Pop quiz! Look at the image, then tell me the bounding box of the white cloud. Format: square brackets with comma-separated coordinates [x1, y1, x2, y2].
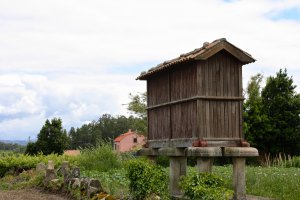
[0, 0, 299, 139]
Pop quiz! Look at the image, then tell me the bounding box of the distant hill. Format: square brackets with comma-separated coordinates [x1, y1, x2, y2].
[0, 140, 28, 146]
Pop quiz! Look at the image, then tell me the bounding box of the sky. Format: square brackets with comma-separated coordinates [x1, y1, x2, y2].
[0, 0, 300, 140]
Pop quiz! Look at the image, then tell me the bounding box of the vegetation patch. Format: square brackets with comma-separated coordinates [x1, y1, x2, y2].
[180, 171, 233, 200]
[126, 158, 168, 200]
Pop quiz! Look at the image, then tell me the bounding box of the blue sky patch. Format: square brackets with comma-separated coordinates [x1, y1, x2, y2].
[269, 7, 300, 21]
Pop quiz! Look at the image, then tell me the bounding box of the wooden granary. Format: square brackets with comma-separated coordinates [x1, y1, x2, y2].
[137, 38, 255, 148]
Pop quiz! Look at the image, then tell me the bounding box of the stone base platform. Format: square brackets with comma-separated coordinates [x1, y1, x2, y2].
[138, 147, 259, 200]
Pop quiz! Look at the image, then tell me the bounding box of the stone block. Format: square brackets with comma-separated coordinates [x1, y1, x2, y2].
[36, 162, 46, 172]
[186, 147, 222, 157]
[44, 168, 56, 186]
[137, 148, 158, 156]
[158, 147, 185, 156]
[223, 147, 259, 157]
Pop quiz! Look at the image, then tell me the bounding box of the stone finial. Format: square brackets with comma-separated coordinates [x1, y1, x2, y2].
[61, 161, 69, 169]
[203, 42, 210, 47]
[47, 160, 54, 170]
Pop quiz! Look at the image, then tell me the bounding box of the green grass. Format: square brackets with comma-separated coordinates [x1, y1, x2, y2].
[82, 169, 130, 198]
[1, 144, 300, 200]
[213, 165, 300, 200]
[81, 165, 300, 200]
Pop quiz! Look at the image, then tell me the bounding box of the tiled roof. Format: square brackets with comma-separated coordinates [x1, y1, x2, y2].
[114, 130, 135, 142]
[137, 38, 255, 80]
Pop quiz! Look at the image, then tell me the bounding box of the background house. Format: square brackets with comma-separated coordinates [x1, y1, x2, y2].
[114, 129, 145, 152]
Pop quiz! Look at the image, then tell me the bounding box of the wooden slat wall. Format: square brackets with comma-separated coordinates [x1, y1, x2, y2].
[197, 50, 243, 139]
[171, 102, 197, 139]
[147, 72, 170, 140]
[148, 107, 170, 140]
[147, 50, 244, 143]
[170, 62, 197, 101]
[147, 72, 170, 106]
[170, 63, 197, 139]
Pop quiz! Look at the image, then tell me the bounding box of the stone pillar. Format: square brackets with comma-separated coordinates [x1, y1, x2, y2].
[44, 160, 56, 186]
[233, 157, 246, 200]
[197, 157, 213, 173]
[223, 147, 259, 200]
[169, 156, 187, 197]
[186, 147, 222, 173]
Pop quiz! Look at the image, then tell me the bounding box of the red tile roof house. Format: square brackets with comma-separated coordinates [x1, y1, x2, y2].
[114, 129, 146, 152]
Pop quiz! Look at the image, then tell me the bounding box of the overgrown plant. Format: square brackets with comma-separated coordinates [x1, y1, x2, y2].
[180, 171, 233, 200]
[0, 153, 76, 177]
[77, 141, 122, 172]
[126, 158, 168, 200]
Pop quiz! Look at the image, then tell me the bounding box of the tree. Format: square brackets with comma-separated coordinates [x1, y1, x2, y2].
[127, 92, 147, 134]
[26, 118, 69, 155]
[261, 69, 300, 155]
[25, 142, 38, 155]
[127, 92, 147, 119]
[243, 74, 271, 149]
[68, 114, 146, 149]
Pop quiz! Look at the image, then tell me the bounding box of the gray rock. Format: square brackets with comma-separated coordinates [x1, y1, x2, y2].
[87, 186, 99, 198]
[89, 179, 103, 192]
[36, 162, 46, 172]
[71, 167, 80, 178]
[79, 178, 104, 198]
[71, 178, 81, 189]
[48, 178, 63, 190]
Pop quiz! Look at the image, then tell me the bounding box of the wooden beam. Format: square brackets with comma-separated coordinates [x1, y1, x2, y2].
[147, 96, 244, 110]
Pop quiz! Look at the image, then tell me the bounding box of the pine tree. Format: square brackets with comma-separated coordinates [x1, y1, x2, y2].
[261, 69, 300, 155]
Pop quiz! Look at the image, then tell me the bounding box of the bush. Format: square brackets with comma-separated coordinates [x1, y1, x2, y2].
[126, 158, 168, 200]
[0, 153, 76, 177]
[156, 156, 169, 167]
[77, 141, 122, 172]
[180, 171, 233, 200]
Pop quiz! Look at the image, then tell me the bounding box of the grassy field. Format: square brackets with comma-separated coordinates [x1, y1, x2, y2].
[214, 166, 300, 200]
[1, 144, 300, 200]
[80, 165, 300, 200]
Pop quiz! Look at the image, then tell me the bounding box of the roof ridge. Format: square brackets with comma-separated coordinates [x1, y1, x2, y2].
[137, 38, 254, 80]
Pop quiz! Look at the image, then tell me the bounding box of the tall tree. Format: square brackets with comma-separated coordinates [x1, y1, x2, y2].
[127, 92, 147, 134]
[127, 92, 147, 119]
[261, 69, 300, 155]
[243, 74, 270, 149]
[26, 118, 69, 155]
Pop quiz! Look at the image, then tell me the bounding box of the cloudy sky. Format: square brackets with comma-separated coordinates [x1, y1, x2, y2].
[0, 0, 300, 140]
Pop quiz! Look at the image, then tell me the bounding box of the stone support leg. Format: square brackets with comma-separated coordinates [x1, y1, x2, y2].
[147, 155, 157, 163]
[169, 156, 187, 197]
[197, 157, 213, 173]
[233, 157, 246, 200]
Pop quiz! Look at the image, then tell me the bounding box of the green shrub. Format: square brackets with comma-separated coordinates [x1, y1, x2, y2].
[126, 158, 168, 200]
[77, 141, 122, 172]
[0, 153, 76, 177]
[156, 155, 169, 167]
[180, 171, 233, 200]
[82, 169, 129, 197]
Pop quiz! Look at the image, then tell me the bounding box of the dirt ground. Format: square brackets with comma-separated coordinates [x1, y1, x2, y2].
[0, 189, 72, 200]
